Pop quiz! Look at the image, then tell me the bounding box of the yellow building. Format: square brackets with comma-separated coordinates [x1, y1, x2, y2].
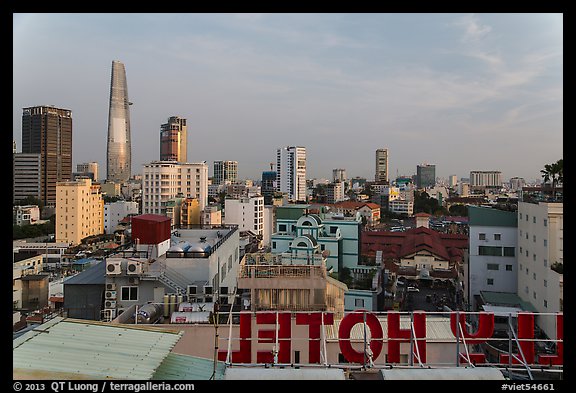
[56, 178, 104, 245]
[180, 197, 200, 226]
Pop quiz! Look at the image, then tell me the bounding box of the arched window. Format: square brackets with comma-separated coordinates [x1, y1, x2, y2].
[297, 242, 308, 248]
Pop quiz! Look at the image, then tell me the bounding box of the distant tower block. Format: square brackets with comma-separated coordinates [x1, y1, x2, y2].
[106, 60, 132, 182]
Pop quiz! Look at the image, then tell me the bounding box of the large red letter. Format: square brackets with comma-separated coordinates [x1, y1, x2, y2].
[387, 311, 427, 364]
[255, 312, 292, 363]
[450, 312, 494, 364]
[538, 314, 563, 366]
[295, 312, 334, 364]
[500, 313, 535, 365]
[218, 311, 252, 363]
[338, 310, 383, 364]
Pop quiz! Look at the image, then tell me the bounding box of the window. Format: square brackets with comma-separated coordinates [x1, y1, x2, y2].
[544, 280, 547, 287]
[526, 267, 529, 275]
[525, 286, 529, 294]
[525, 250, 529, 257]
[533, 217, 536, 223]
[355, 299, 365, 307]
[533, 272, 536, 280]
[519, 230, 523, 237]
[330, 226, 337, 234]
[519, 213, 522, 219]
[320, 244, 325, 251]
[487, 278, 494, 286]
[544, 300, 548, 308]
[533, 291, 537, 299]
[544, 259, 548, 267]
[533, 254, 536, 261]
[544, 219, 548, 227]
[526, 232, 528, 239]
[494, 234, 501, 241]
[533, 235, 536, 243]
[272, 242, 276, 249]
[544, 239, 547, 247]
[503, 247, 515, 257]
[506, 265, 513, 271]
[479, 246, 502, 256]
[121, 286, 138, 301]
[479, 233, 486, 240]
[279, 224, 287, 232]
[487, 263, 499, 271]
[519, 247, 523, 254]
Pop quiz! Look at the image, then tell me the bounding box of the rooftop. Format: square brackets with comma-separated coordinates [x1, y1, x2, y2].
[13, 317, 183, 379]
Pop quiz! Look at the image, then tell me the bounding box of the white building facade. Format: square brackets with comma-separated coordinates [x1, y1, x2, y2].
[276, 146, 306, 202]
[468, 206, 518, 309]
[142, 161, 208, 215]
[517, 202, 563, 339]
[224, 195, 265, 237]
[104, 200, 139, 234]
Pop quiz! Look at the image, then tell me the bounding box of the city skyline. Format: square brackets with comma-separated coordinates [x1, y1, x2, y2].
[13, 13, 562, 182]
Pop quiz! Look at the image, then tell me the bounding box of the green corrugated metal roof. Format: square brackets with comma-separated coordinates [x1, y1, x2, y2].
[152, 353, 225, 380]
[468, 206, 517, 227]
[276, 205, 310, 220]
[480, 291, 538, 312]
[13, 317, 183, 380]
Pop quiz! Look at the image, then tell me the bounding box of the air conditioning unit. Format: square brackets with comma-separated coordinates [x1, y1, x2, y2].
[104, 308, 117, 320]
[104, 300, 117, 308]
[127, 261, 143, 275]
[105, 290, 117, 299]
[106, 260, 122, 275]
[128, 277, 139, 285]
[106, 283, 117, 291]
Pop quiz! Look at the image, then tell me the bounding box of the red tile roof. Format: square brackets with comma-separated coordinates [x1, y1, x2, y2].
[362, 227, 468, 263]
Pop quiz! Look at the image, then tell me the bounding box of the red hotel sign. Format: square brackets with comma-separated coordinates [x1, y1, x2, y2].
[217, 311, 563, 365]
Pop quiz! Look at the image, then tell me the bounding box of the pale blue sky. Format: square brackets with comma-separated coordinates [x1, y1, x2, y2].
[13, 13, 563, 182]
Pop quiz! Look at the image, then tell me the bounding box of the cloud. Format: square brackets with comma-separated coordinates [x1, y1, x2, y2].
[454, 14, 493, 43]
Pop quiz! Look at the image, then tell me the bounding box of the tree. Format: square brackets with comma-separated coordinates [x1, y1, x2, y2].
[14, 196, 44, 210]
[541, 159, 563, 199]
[338, 267, 353, 287]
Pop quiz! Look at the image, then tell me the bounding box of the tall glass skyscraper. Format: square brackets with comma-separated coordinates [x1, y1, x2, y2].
[21, 105, 72, 206]
[106, 60, 132, 182]
[160, 116, 187, 162]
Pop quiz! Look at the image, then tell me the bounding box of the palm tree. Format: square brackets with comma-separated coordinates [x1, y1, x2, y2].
[541, 159, 563, 199]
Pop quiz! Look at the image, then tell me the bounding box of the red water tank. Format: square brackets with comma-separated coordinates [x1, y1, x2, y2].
[131, 214, 171, 244]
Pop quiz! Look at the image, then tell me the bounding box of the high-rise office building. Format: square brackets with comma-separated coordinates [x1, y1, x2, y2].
[333, 168, 347, 183]
[160, 116, 187, 162]
[13, 153, 42, 203]
[106, 60, 132, 183]
[470, 171, 502, 192]
[21, 105, 73, 206]
[375, 149, 389, 184]
[261, 170, 277, 205]
[416, 164, 436, 189]
[213, 160, 238, 185]
[276, 146, 306, 202]
[76, 162, 99, 182]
